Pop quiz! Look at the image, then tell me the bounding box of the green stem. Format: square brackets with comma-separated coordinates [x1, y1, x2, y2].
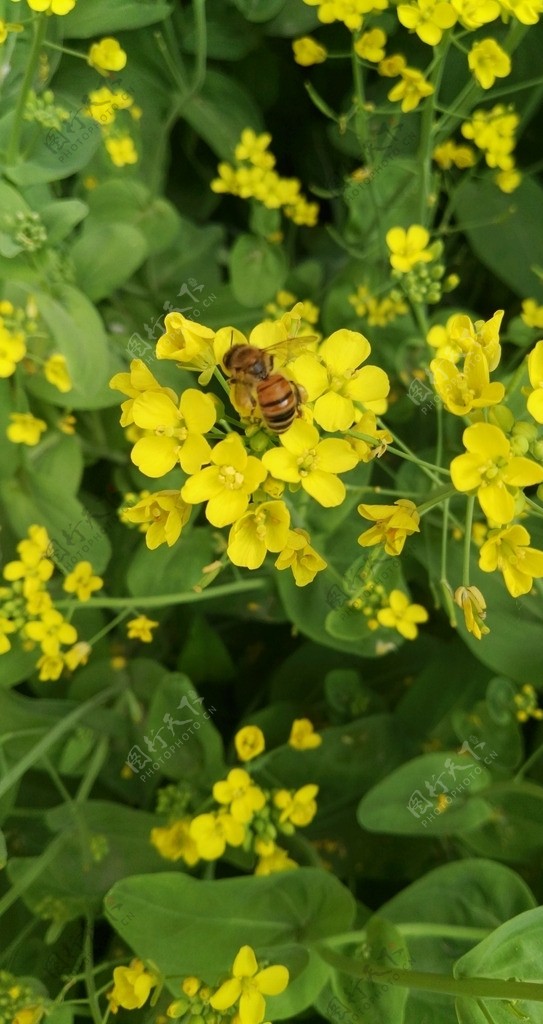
[0, 834, 67, 921]
[417, 33, 450, 224]
[84, 917, 103, 1024]
[325, 923, 491, 947]
[44, 39, 86, 60]
[440, 498, 457, 627]
[514, 742, 543, 783]
[86, 607, 132, 647]
[76, 736, 110, 803]
[6, 14, 47, 164]
[54, 578, 267, 611]
[417, 485, 457, 515]
[462, 496, 475, 587]
[190, 0, 207, 94]
[317, 946, 543, 1001]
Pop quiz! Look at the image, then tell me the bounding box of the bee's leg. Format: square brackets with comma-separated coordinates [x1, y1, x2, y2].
[232, 382, 257, 417]
[294, 382, 307, 412]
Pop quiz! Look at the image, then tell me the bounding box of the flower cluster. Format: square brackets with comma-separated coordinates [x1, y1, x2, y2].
[0, 525, 103, 680]
[85, 85, 140, 167]
[151, 725, 319, 875]
[461, 104, 521, 192]
[111, 305, 392, 588]
[302, 0, 389, 31]
[0, 298, 72, 398]
[164, 947, 289, 1024]
[211, 130, 319, 227]
[0, 971, 48, 1024]
[348, 283, 408, 326]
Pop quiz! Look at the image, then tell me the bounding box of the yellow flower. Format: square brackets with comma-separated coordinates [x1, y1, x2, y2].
[446, 310, 503, 370]
[110, 359, 175, 427]
[514, 684, 543, 723]
[348, 409, 392, 461]
[461, 105, 518, 171]
[150, 818, 200, 866]
[289, 718, 322, 750]
[376, 590, 429, 639]
[378, 53, 407, 77]
[254, 839, 298, 875]
[274, 528, 327, 586]
[7, 413, 47, 445]
[468, 39, 511, 89]
[0, 324, 26, 377]
[235, 129, 273, 165]
[357, 498, 420, 555]
[189, 811, 245, 860]
[104, 136, 138, 167]
[62, 561, 103, 601]
[292, 36, 327, 65]
[387, 68, 434, 113]
[500, 0, 543, 24]
[64, 641, 92, 671]
[479, 524, 543, 597]
[354, 28, 387, 62]
[210, 945, 289, 1024]
[274, 784, 319, 826]
[87, 37, 127, 74]
[24, 609, 77, 655]
[427, 318, 463, 363]
[0, 615, 16, 654]
[386, 224, 433, 273]
[454, 585, 489, 639]
[43, 353, 72, 392]
[235, 725, 265, 762]
[213, 768, 266, 824]
[86, 86, 133, 125]
[291, 329, 390, 430]
[450, 423, 543, 524]
[108, 959, 158, 1014]
[131, 388, 216, 479]
[58, 413, 77, 434]
[181, 433, 266, 528]
[122, 491, 191, 548]
[3, 531, 54, 596]
[433, 140, 476, 169]
[36, 652, 65, 681]
[521, 300, 543, 329]
[397, 0, 456, 45]
[227, 501, 290, 569]
[430, 346, 505, 415]
[526, 339, 543, 422]
[451, 0, 501, 27]
[262, 421, 357, 506]
[303, 0, 389, 31]
[12, 1008, 44, 1024]
[26, 0, 75, 13]
[182, 977, 201, 998]
[495, 167, 521, 192]
[126, 615, 159, 642]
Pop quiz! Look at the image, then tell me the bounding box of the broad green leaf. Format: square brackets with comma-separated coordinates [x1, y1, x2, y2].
[60, 0, 172, 36]
[70, 223, 148, 302]
[105, 869, 356, 1017]
[460, 780, 543, 863]
[454, 907, 543, 1024]
[230, 234, 287, 306]
[126, 527, 215, 598]
[358, 752, 494, 837]
[182, 69, 263, 159]
[233, 0, 287, 21]
[320, 918, 410, 1024]
[265, 0, 319, 34]
[39, 199, 89, 245]
[4, 118, 101, 187]
[177, 615, 236, 685]
[85, 181, 180, 253]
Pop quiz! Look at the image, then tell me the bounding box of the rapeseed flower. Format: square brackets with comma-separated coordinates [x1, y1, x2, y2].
[235, 725, 265, 762]
[430, 346, 505, 415]
[227, 501, 291, 569]
[376, 589, 429, 639]
[386, 225, 433, 272]
[450, 423, 543, 524]
[289, 718, 322, 749]
[43, 354, 72, 392]
[0, 325, 26, 377]
[209, 945, 289, 1024]
[131, 388, 216, 478]
[292, 36, 327, 65]
[254, 839, 298, 875]
[354, 28, 387, 61]
[87, 37, 127, 74]
[213, 769, 266, 823]
[454, 585, 489, 639]
[7, 413, 47, 446]
[107, 960, 158, 1014]
[126, 616, 159, 642]
[521, 300, 543, 329]
[479, 524, 543, 597]
[104, 136, 138, 167]
[387, 68, 434, 113]
[24, 609, 77, 654]
[182, 433, 266, 527]
[274, 528, 327, 586]
[157, 312, 217, 383]
[62, 562, 103, 601]
[26, 0, 75, 12]
[274, 784, 319, 826]
[122, 491, 191, 548]
[451, 0, 501, 27]
[150, 819, 200, 865]
[433, 140, 476, 169]
[109, 359, 177, 427]
[468, 39, 511, 89]
[526, 340, 543, 422]
[397, 0, 456, 45]
[262, 420, 358, 506]
[357, 499, 421, 555]
[189, 811, 245, 860]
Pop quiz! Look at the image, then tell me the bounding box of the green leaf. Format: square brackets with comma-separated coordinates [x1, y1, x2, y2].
[460, 780, 543, 864]
[105, 869, 356, 1016]
[358, 752, 494, 837]
[60, 0, 172, 36]
[138, 673, 224, 785]
[233, 0, 287, 22]
[85, 181, 180, 254]
[323, 918, 410, 1024]
[454, 177, 543, 301]
[454, 907, 543, 1024]
[4, 118, 102, 187]
[177, 615, 236, 685]
[39, 199, 88, 245]
[230, 233, 287, 306]
[70, 223, 148, 302]
[182, 69, 263, 159]
[126, 528, 216, 598]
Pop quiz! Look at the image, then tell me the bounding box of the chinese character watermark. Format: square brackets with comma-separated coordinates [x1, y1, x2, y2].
[407, 737, 498, 828]
[125, 692, 217, 782]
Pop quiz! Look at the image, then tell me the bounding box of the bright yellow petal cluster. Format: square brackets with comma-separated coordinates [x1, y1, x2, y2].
[292, 36, 328, 65]
[213, 768, 266, 823]
[43, 353, 72, 393]
[387, 68, 434, 113]
[450, 423, 543, 523]
[85, 87, 134, 125]
[210, 946, 289, 1024]
[289, 718, 322, 749]
[500, 0, 543, 24]
[150, 818, 200, 866]
[521, 300, 543, 329]
[126, 615, 159, 642]
[302, 0, 389, 30]
[62, 561, 103, 601]
[397, 0, 456, 45]
[235, 725, 266, 762]
[7, 413, 47, 446]
[461, 104, 519, 171]
[262, 420, 358, 506]
[479, 524, 543, 596]
[433, 139, 476, 169]
[254, 839, 298, 875]
[105, 136, 138, 167]
[526, 340, 543, 423]
[468, 39, 511, 89]
[26, 0, 75, 13]
[107, 960, 158, 1014]
[450, 0, 500, 27]
[274, 528, 327, 586]
[0, 323, 26, 377]
[514, 684, 543, 722]
[182, 433, 266, 527]
[87, 37, 127, 74]
[131, 388, 216, 479]
[386, 225, 433, 273]
[454, 585, 489, 639]
[227, 501, 291, 569]
[377, 589, 428, 639]
[354, 28, 387, 61]
[274, 785, 319, 826]
[430, 346, 505, 415]
[358, 499, 421, 555]
[122, 491, 191, 549]
[110, 358, 177, 427]
[189, 811, 246, 860]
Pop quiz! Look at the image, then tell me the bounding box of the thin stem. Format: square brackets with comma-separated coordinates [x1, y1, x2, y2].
[462, 496, 475, 587]
[84, 917, 103, 1024]
[325, 923, 491, 947]
[54, 578, 267, 611]
[417, 33, 450, 224]
[417, 485, 457, 515]
[86, 607, 132, 647]
[514, 743, 543, 783]
[0, 835, 66, 921]
[440, 499, 457, 627]
[6, 14, 47, 164]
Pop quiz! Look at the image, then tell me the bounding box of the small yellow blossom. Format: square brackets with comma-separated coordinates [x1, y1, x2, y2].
[254, 839, 298, 875]
[495, 168, 522, 192]
[0, 324, 26, 377]
[386, 225, 433, 273]
[87, 37, 127, 74]
[182, 433, 266, 528]
[387, 68, 434, 113]
[376, 590, 429, 639]
[189, 811, 245, 860]
[397, 0, 456, 45]
[86, 87, 133, 125]
[433, 140, 476, 169]
[468, 39, 511, 90]
[454, 585, 489, 639]
[26, 0, 75, 13]
[378, 53, 407, 77]
[7, 413, 47, 446]
[500, 0, 543, 24]
[104, 136, 138, 167]
[213, 768, 266, 824]
[126, 615, 159, 642]
[131, 388, 216, 479]
[450, 423, 543, 524]
[64, 641, 92, 671]
[430, 346, 505, 415]
[289, 718, 322, 750]
[107, 959, 158, 1014]
[274, 784, 319, 826]
[122, 491, 191, 549]
[235, 725, 265, 762]
[150, 819, 200, 866]
[274, 528, 327, 586]
[451, 0, 501, 28]
[63, 561, 103, 601]
[24, 609, 77, 654]
[479, 524, 543, 597]
[36, 652, 65, 681]
[209, 945, 289, 1024]
[227, 501, 290, 569]
[354, 28, 387, 62]
[262, 420, 358, 505]
[110, 358, 176, 428]
[292, 36, 327, 66]
[514, 684, 543, 723]
[58, 413, 77, 434]
[521, 300, 543, 329]
[358, 499, 420, 555]
[43, 353, 73, 393]
[526, 340, 543, 422]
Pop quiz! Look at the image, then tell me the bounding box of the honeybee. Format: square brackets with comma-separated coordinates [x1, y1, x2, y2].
[223, 341, 310, 433]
